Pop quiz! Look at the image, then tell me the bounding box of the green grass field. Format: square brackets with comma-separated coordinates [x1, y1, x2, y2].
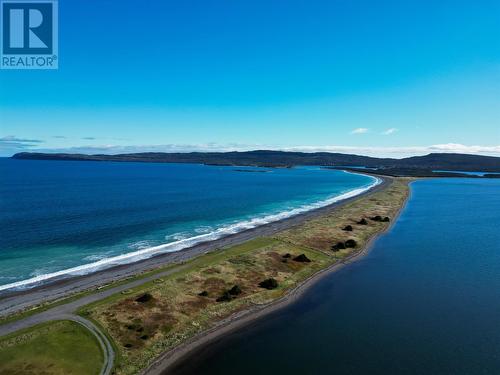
[0, 320, 103, 375]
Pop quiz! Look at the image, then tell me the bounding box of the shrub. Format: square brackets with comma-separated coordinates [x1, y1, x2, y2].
[216, 291, 233, 302]
[198, 291, 209, 297]
[135, 293, 153, 303]
[370, 215, 383, 222]
[229, 285, 242, 296]
[259, 278, 279, 290]
[357, 218, 368, 225]
[382, 216, 390, 222]
[343, 225, 353, 231]
[345, 239, 357, 248]
[293, 254, 311, 263]
[282, 253, 292, 258]
[331, 242, 346, 251]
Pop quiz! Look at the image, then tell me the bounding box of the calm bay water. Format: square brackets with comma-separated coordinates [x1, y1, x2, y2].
[0, 159, 375, 290]
[172, 178, 500, 375]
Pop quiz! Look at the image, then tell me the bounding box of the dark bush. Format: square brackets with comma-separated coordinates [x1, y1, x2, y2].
[216, 291, 233, 302]
[331, 242, 346, 251]
[293, 254, 311, 263]
[124, 343, 133, 348]
[345, 239, 357, 248]
[229, 285, 242, 296]
[135, 293, 153, 303]
[282, 253, 292, 258]
[140, 335, 149, 340]
[198, 290, 209, 297]
[357, 218, 368, 225]
[343, 225, 353, 231]
[382, 216, 390, 222]
[370, 215, 383, 222]
[259, 278, 279, 290]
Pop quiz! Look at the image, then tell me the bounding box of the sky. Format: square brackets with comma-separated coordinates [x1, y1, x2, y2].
[0, 0, 499, 157]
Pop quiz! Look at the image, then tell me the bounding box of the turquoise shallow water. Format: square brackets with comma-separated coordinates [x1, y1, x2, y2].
[172, 178, 500, 375]
[0, 159, 375, 290]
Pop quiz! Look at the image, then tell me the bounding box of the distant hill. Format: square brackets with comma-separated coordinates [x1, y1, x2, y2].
[11, 151, 500, 172]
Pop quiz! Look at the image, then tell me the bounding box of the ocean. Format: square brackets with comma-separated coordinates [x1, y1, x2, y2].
[171, 178, 500, 375]
[0, 158, 377, 291]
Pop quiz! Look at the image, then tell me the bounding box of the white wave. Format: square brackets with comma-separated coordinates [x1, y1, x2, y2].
[0, 174, 381, 292]
[164, 232, 191, 241]
[127, 240, 154, 250]
[83, 254, 110, 262]
[194, 226, 213, 234]
[29, 268, 52, 278]
[0, 276, 22, 281]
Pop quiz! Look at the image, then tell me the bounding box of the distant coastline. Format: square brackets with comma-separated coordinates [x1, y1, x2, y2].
[12, 150, 500, 173]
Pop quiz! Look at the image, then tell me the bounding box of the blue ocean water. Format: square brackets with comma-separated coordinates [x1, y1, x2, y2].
[172, 178, 500, 375]
[0, 159, 376, 290]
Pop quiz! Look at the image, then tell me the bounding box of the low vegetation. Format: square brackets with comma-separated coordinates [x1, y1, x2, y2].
[81, 238, 330, 374]
[76, 177, 410, 375]
[0, 320, 103, 375]
[259, 278, 279, 290]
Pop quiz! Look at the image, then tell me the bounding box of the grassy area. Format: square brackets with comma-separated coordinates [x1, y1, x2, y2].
[0, 263, 183, 327]
[80, 177, 411, 375]
[276, 178, 411, 253]
[0, 320, 103, 375]
[82, 238, 333, 374]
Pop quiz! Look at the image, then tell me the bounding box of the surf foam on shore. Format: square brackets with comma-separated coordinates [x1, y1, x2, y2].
[0, 173, 381, 292]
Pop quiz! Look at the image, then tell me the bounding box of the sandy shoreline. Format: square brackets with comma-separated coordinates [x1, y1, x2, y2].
[0, 174, 389, 317]
[143, 177, 410, 375]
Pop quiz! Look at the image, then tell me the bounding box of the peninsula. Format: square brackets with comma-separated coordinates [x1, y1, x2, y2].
[0, 174, 410, 375]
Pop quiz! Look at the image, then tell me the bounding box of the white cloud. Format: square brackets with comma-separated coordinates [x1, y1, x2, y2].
[427, 143, 500, 154]
[0, 136, 44, 156]
[0, 136, 42, 143]
[350, 127, 369, 134]
[282, 143, 500, 158]
[382, 128, 398, 135]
